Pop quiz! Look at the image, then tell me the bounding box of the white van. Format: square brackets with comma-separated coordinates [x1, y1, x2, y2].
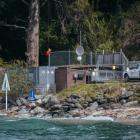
[123, 63, 140, 82]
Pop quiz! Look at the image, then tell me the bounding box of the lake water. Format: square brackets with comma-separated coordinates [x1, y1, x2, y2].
[0, 117, 140, 140]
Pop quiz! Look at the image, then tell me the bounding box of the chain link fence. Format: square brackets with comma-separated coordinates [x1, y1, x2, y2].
[50, 50, 128, 67]
[90, 70, 123, 82]
[0, 67, 56, 96]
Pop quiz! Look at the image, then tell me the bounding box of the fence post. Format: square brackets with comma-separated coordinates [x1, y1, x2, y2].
[48, 54, 50, 67]
[102, 50, 104, 65]
[95, 52, 97, 65]
[68, 49, 71, 65]
[90, 51, 93, 66]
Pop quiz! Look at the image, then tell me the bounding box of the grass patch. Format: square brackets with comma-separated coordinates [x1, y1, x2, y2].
[56, 82, 128, 100]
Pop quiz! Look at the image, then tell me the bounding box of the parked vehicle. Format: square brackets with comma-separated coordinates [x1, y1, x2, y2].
[123, 63, 140, 82]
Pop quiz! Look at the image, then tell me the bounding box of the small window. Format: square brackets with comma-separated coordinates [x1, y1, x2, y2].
[73, 72, 84, 80]
[129, 64, 139, 70]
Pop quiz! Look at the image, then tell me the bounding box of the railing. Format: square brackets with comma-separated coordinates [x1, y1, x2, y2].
[50, 50, 128, 67]
[91, 70, 123, 82]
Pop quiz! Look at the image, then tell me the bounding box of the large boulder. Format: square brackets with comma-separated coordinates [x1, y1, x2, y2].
[124, 101, 138, 107]
[19, 98, 28, 105]
[31, 106, 45, 114]
[16, 99, 22, 106]
[36, 99, 42, 106]
[69, 109, 84, 117]
[26, 102, 36, 109]
[43, 95, 60, 108]
[65, 97, 78, 104]
[75, 103, 83, 109]
[120, 91, 134, 100]
[8, 98, 17, 106]
[66, 98, 73, 103]
[99, 103, 110, 110]
[10, 106, 19, 112]
[85, 96, 93, 103]
[62, 105, 70, 112]
[50, 104, 62, 111]
[120, 99, 126, 105]
[110, 103, 122, 109]
[50, 110, 64, 118]
[86, 102, 98, 111]
[97, 98, 107, 105]
[69, 95, 80, 99]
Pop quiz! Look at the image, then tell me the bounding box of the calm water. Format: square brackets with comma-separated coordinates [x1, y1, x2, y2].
[0, 117, 140, 140]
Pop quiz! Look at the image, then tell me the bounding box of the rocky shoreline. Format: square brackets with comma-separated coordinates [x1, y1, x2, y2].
[0, 85, 140, 124]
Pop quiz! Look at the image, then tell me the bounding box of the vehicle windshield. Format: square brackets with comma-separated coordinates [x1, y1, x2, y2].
[129, 64, 140, 70]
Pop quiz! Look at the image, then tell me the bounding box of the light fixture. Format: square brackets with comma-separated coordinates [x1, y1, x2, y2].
[77, 56, 82, 61]
[92, 71, 96, 76]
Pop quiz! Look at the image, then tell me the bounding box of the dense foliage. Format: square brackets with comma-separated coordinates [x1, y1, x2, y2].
[0, 0, 139, 65]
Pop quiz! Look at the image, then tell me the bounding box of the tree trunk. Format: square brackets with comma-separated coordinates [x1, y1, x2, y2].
[26, 0, 39, 67]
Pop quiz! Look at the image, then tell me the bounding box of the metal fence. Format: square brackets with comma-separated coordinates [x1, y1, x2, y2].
[0, 67, 56, 95]
[90, 70, 123, 82]
[50, 50, 129, 67]
[0, 68, 32, 96]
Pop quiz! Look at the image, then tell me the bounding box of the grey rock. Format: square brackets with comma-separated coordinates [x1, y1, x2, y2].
[36, 113, 45, 118]
[18, 108, 29, 114]
[66, 98, 72, 103]
[20, 98, 28, 105]
[85, 96, 93, 103]
[121, 88, 126, 95]
[120, 91, 134, 100]
[82, 103, 88, 108]
[51, 112, 59, 118]
[134, 93, 140, 97]
[36, 99, 42, 106]
[107, 96, 119, 103]
[0, 97, 3, 103]
[71, 98, 79, 104]
[69, 103, 76, 108]
[89, 102, 98, 110]
[69, 95, 80, 99]
[120, 99, 126, 105]
[50, 104, 62, 111]
[110, 103, 121, 109]
[69, 109, 82, 117]
[124, 101, 138, 107]
[97, 98, 107, 105]
[51, 110, 64, 118]
[8, 98, 17, 106]
[10, 106, 19, 112]
[75, 103, 83, 109]
[31, 106, 45, 114]
[46, 95, 60, 105]
[16, 99, 22, 106]
[42, 98, 48, 104]
[62, 105, 70, 112]
[0, 104, 5, 110]
[26, 102, 36, 109]
[99, 103, 110, 110]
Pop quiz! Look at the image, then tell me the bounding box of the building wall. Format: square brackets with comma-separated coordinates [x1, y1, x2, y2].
[55, 68, 87, 92]
[55, 68, 67, 92]
[67, 69, 87, 88]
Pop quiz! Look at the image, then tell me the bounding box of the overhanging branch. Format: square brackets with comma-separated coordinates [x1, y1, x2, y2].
[22, 0, 29, 6]
[41, 0, 48, 7]
[0, 23, 26, 30]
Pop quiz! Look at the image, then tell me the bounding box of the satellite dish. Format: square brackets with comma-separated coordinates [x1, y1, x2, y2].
[76, 46, 84, 56]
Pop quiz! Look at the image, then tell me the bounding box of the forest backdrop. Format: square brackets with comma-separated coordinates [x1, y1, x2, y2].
[0, 0, 140, 66]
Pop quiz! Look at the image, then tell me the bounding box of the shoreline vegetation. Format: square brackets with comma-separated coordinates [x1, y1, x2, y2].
[0, 82, 140, 125]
